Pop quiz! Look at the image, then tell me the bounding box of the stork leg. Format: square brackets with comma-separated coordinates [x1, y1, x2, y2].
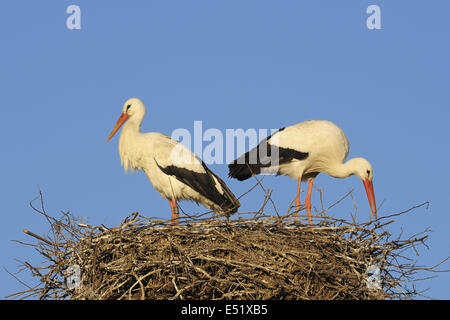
[305, 179, 314, 226]
[295, 177, 302, 212]
[169, 199, 179, 225]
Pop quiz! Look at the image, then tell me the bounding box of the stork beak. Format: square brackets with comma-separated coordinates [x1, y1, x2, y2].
[363, 178, 377, 219]
[106, 113, 129, 142]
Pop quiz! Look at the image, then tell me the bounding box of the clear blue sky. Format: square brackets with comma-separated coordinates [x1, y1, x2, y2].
[1, 0, 449, 299]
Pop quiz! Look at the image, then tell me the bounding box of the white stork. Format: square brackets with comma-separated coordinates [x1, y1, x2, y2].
[107, 98, 240, 223]
[228, 120, 376, 225]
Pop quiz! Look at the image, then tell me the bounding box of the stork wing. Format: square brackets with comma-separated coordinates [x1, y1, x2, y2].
[152, 135, 239, 213]
[228, 127, 309, 181]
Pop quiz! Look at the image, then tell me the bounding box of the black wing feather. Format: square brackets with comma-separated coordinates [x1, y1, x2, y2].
[156, 161, 240, 214]
[228, 127, 308, 181]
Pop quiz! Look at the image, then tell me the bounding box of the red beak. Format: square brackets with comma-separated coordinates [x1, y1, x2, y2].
[106, 113, 129, 142]
[363, 178, 377, 219]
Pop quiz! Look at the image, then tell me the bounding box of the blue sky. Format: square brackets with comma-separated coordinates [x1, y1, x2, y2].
[1, 1, 449, 299]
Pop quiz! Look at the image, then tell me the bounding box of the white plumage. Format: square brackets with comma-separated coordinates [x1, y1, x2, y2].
[107, 98, 240, 222]
[228, 120, 376, 225]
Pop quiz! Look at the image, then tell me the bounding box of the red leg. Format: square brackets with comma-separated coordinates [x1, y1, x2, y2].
[169, 199, 179, 225]
[305, 179, 314, 226]
[295, 177, 302, 211]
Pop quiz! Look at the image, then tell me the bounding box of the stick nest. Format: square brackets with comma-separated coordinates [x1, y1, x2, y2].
[9, 191, 435, 300]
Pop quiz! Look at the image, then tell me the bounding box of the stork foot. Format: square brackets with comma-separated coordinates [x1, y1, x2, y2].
[305, 179, 314, 226]
[173, 206, 179, 218]
[295, 198, 301, 212]
[305, 202, 312, 226]
[169, 199, 180, 225]
[295, 177, 302, 220]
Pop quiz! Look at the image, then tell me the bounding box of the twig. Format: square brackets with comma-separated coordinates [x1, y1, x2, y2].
[22, 229, 56, 247]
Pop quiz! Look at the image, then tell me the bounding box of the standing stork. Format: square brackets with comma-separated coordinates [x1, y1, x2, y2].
[107, 98, 240, 223]
[228, 120, 376, 225]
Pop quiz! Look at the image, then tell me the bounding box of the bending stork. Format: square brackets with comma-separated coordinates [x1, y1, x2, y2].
[228, 120, 376, 225]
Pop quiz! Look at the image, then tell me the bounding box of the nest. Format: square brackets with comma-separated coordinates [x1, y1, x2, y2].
[8, 190, 436, 300]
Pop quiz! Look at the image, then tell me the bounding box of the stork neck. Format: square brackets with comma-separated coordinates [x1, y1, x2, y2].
[325, 160, 355, 179]
[122, 117, 142, 135]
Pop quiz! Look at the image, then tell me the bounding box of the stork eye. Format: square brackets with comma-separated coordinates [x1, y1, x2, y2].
[126, 104, 131, 112]
[367, 170, 371, 176]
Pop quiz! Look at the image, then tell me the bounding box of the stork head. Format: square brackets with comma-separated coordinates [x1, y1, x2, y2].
[121, 98, 146, 118]
[349, 158, 377, 219]
[106, 98, 146, 142]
